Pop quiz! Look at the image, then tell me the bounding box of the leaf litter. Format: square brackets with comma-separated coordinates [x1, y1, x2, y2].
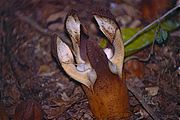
[0, 0, 179, 119]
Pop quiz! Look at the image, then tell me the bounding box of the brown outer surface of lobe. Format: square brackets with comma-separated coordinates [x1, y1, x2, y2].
[82, 40, 130, 120]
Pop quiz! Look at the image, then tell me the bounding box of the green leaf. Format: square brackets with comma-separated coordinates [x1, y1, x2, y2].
[123, 19, 180, 57]
[161, 20, 180, 31]
[156, 28, 168, 44]
[122, 28, 155, 56]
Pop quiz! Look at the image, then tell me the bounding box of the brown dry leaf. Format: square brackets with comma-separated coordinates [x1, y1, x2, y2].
[139, 0, 175, 22]
[48, 23, 64, 31]
[46, 11, 66, 23]
[36, 3, 60, 24]
[44, 106, 63, 119]
[13, 100, 42, 120]
[4, 85, 20, 103]
[146, 63, 160, 71]
[145, 86, 159, 96]
[44, 98, 74, 119]
[38, 64, 51, 75]
[127, 77, 145, 88]
[124, 60, 145, 80]
[0, 103, 8, 120]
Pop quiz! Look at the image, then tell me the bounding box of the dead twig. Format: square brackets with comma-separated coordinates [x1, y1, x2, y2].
[124, 5, 180, 46]
[127, 82, 160, 120]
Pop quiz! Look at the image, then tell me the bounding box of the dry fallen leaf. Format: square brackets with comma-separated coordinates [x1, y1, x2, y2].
[4, 85, 20, 103]
[145, 86, 159, 96]
[43, 97, 74, 119]
[139, 0, 174, 22]
[38, 64, 51, 75]
[13, 100, 42, 120]
[0, 103, 8, 120]
[124, 60, 145, 80]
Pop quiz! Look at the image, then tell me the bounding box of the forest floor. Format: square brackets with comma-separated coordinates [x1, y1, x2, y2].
[0, 0, 179, 120]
